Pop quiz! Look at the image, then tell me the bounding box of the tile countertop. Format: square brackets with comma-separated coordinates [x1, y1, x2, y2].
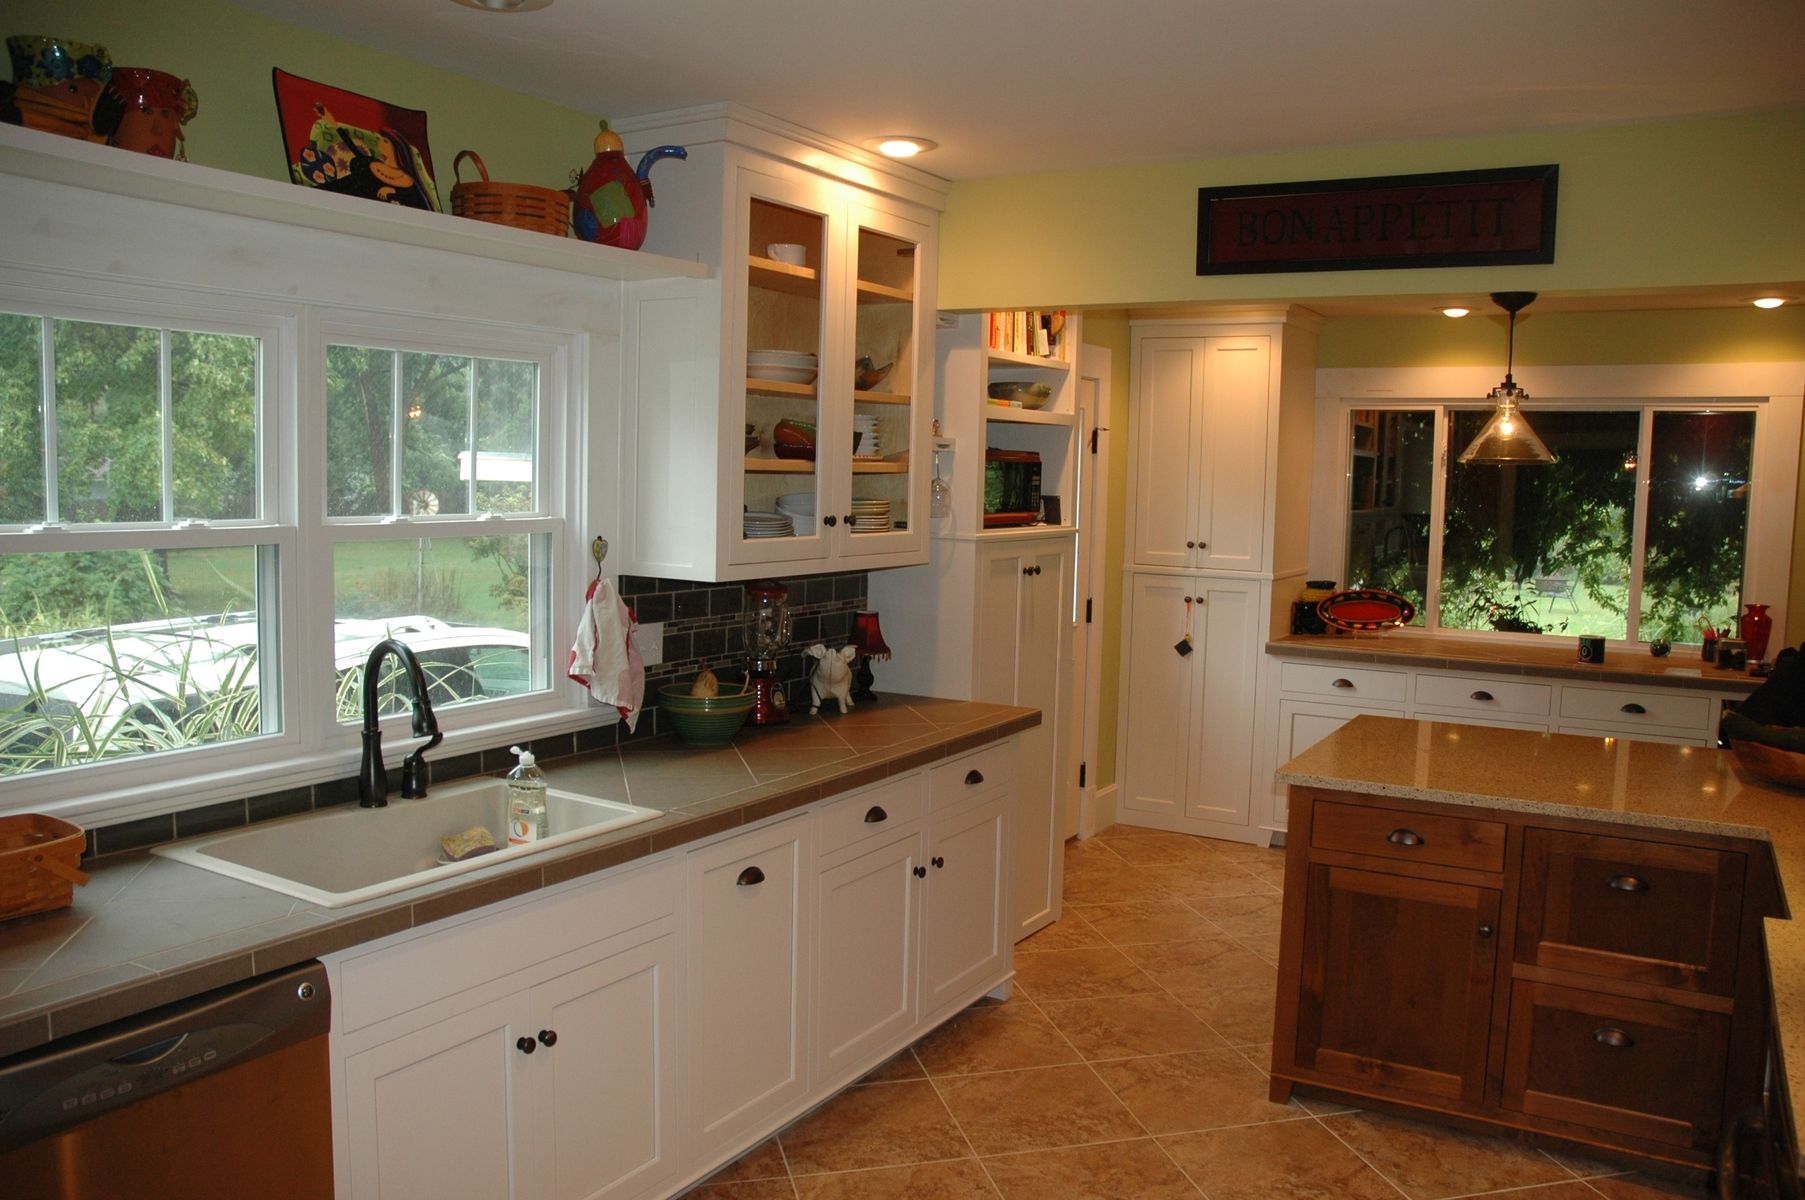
[1276, 714, 1805, 1159]
[1268, 632, 1763, 694]
[0, 696, 1038, 1061]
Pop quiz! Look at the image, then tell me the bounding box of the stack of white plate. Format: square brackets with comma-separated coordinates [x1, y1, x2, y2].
[775, 491, 816, 525]
[748, 349, 819, 385]
[852, 414, 881, 459]
[743, 511, 794, 538]
[849, 498, 892, 532]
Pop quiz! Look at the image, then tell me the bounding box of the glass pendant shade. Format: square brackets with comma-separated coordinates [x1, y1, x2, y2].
[1458, 379, 1558, 464]
[1457, 292, 1557, 465]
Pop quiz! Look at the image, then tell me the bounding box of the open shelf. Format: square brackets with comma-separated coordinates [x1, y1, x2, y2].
[987, 348, 1071, 372]
[854, 389, 911, 406]
[748, 256, 821, 296]
[746, 378, 817, 398]
[856, 279, 913, 304]
[985, 406, 1074, 427]
[744, 457, 908, 474]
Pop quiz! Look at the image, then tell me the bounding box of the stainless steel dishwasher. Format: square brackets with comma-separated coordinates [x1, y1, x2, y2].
[0, 959, 333, 1200]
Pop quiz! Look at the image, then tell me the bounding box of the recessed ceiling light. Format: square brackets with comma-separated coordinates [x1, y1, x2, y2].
[863, 136, 938, 159]
[1441, 306, 1470, 318]
[450, 0, 552, 11]
[1753, 296, 1786, 309]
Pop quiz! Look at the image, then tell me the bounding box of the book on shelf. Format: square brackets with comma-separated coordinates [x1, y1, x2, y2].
[986, 309, 1067, 360]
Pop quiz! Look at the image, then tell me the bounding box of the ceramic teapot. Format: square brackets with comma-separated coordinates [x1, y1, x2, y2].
[567, 120, 686, 251]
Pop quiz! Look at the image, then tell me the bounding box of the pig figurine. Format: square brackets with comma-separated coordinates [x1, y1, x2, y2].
[806, 643, 858, 715]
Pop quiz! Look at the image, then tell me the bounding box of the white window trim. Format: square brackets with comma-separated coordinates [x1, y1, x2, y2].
[1, 287, 609, 828]
[1311, 362, 1805, 652]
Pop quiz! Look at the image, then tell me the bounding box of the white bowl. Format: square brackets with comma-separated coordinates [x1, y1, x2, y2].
[776, 492, 817, 512]
[747, 349, 818, 364]
[748, 363, 819, 384]
[766, 243, 807, 266]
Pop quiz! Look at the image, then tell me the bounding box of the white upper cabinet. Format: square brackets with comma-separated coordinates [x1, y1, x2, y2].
[619, 108, 944, 581]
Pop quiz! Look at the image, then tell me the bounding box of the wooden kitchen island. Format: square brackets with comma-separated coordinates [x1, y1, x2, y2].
[1271, 715, 1804, 1192]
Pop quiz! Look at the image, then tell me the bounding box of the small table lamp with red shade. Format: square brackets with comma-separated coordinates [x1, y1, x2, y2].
[847, 610, 892, 703]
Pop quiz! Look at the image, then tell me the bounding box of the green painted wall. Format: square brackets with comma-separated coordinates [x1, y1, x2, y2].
[942, 108, 1805, 311]
[7, 0, 601, 192]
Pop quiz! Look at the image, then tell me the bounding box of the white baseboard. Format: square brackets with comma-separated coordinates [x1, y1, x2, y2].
[1079, 782, 1119, 839]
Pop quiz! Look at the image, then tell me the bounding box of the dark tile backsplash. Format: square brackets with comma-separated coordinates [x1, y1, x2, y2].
[81, 571, 870, 862]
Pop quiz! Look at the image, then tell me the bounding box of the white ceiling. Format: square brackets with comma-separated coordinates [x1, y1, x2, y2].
[230, 0, 1805, 182]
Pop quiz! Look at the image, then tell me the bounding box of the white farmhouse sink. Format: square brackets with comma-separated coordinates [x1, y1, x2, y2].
[154, 777, 662, 908]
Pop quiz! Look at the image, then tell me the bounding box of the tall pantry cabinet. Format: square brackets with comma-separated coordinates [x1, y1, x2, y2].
[1116, 311, 1319, 844]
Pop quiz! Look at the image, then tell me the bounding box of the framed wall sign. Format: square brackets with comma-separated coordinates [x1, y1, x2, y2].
[1197, 164, 1558, 275]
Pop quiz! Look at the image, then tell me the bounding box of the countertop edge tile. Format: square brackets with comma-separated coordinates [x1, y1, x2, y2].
[1268, 634, 1762, 694]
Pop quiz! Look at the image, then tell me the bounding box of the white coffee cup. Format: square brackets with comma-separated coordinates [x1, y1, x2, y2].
[766, 243, 807, 266]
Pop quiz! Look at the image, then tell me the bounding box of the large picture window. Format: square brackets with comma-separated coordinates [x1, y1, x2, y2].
[1345, 405, 1759, 644]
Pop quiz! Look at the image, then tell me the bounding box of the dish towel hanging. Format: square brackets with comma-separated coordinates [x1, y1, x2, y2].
[568, 576, 644, 731]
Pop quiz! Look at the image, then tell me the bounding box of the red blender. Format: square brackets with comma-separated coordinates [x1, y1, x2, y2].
[745, 582, 791, 725]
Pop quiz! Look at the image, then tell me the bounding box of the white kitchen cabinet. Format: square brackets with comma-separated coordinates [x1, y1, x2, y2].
[974, 537, 1070, 939]
[813, 827, 923, 1087]
[1118, 572, 1265, 833]
[1131, 334, 1274, 573]
[684, 814, 810, 1162]
[619, 109, 943, 581]
[919, 788, 1010, 1020]
[338, 920, 680, 1200]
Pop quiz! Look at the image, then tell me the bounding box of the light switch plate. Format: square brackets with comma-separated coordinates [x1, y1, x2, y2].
[634, 622, 664, 666]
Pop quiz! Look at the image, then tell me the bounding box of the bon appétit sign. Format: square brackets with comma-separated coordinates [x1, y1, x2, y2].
[1196, 165, 1558, 275]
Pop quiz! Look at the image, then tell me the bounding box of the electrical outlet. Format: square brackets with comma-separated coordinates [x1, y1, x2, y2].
[633, 622, 664, 666]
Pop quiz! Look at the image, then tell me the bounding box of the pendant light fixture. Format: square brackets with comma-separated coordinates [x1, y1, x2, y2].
[1457, 291, 1557, 465]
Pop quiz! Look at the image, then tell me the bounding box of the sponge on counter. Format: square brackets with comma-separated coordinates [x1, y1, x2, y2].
[440, 825, 499, 862]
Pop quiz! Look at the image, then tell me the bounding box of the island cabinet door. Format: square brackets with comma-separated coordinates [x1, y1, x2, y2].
[1292, 862, 1500, 1107]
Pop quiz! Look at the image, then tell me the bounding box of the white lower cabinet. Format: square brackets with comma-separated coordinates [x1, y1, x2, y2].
[684, 815, 810, 1163]
[338, 919, 680, 1200]
[328, 738, 1018, 1200]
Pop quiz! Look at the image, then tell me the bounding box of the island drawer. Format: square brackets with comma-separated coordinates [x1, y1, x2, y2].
[1415, 674, 1552, 718]
[929, 740, 1017, 811]
[1515, 828, 1744, 995]
[1501, 979, 1729, 1148]
[1310, 799, 1507, 873]
[1279, 662, 1407, 704]
[817, 773, 925, 857]
[1558, 686, 1711, 730]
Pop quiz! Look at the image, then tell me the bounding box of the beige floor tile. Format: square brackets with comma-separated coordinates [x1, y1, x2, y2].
[911, 1000, 1081, 1076]
[1133, 860, 1280, 900]
[1173, 967, 1280, 1045]
[1065, 839, 1130, 870]
[859, 1048, 926, 1083]
[934, 1064, 1145, 1156]
[1093, 832, 1227, 866]
[1159, 1120, 1405, 1200]
[1184, 891, 1285, 938]
[1063, 863, 1175, 905]
[1201, 838, 1284, 865]
[780, 1080, 971, 1175]
[1092, 1047, 1309, 1134]
[981, 1138, 1203, 1199]
[1012, 945, 1162, 1001]
[1118, 932, 1253, 974]
[791, 1159, 998, 1199]
[681, 1179, 798, 1199]
[699, 1137, 790, 1184]
[1039, 991, 1228, 1060]
[1070, 899, 1221, 946]
[1505, 1186, 1618, 1198]
[1320, 1109, 1575, 1199]
[1017, 911, 1108, 951]
[1232, 930, 1284, 964]
[1540, 1146, 1638, 1179]
[1093, 823, 1174, 840]
[1586, 1173, 1710, 1198]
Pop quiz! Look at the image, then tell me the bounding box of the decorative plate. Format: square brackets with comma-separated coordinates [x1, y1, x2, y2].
[271, 68, 441, 211]
[1317, 589, 1416, 632]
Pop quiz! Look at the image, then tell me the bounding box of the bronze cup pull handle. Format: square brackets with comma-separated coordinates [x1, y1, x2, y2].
[1621, 702, 1647, 714]
[1593, 1027, 1634, 1049]
[965, 769, 984, 785]
[737, 866, 766, 887]
[1331, 678, 1355, 689]
[864, 805, 888, 823]
[1607, 874, 1648, 893]
[1386, 828, 1424, 847]
[1470, 690, 1494, 701]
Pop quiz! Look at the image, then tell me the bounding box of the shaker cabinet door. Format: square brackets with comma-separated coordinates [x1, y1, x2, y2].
[1131, 339, 1203, 568]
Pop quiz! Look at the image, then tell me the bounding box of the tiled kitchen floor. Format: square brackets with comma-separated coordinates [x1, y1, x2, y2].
[680, 824, 1701, 1199]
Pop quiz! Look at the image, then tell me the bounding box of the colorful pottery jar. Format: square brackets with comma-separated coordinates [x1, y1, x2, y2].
[6, 35, 115, 142]
[106, 67, 198, 158]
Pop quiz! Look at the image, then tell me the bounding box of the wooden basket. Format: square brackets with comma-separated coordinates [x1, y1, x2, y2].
[0, 814, 89, 922]
[449, 150, 570, 237]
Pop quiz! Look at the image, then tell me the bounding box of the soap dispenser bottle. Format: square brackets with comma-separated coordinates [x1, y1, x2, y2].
[505, 745, 548, 846]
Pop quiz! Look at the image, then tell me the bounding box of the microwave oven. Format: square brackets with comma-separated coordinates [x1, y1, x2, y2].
[983, 449, 1041, 527]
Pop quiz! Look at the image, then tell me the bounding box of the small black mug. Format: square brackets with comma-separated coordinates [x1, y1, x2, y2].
[1577, 636, 1606, 664]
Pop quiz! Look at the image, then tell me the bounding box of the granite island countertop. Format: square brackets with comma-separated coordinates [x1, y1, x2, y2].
[1277, 714, 1805, 1164]
[0, 696, 1037, 1060]
[1268, 631, 1763, 695]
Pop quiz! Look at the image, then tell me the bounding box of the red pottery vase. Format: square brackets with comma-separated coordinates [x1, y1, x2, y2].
[1742, 603, 1773, 662]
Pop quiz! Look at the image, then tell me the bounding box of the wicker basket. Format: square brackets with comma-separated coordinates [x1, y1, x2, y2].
[0, 814, 89, 922]
[449, 150, 570, 237]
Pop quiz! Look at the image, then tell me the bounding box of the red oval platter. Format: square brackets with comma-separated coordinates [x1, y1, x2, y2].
[1317, 589, 1416, 632]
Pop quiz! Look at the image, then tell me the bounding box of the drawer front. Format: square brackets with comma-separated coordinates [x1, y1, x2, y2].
[1415, 673, 1552, 718]
[1558, 686, 1711, 731]
[929, 739, 1017, 811]
[1501, 980, 1730, 1149]
[337, 855, 678, 1034]
[817, 772, 925, 858]
[1279, 661, 1407, 704]
[1310, 799, 1507, 874]
[1516, 828, 1744, 995]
